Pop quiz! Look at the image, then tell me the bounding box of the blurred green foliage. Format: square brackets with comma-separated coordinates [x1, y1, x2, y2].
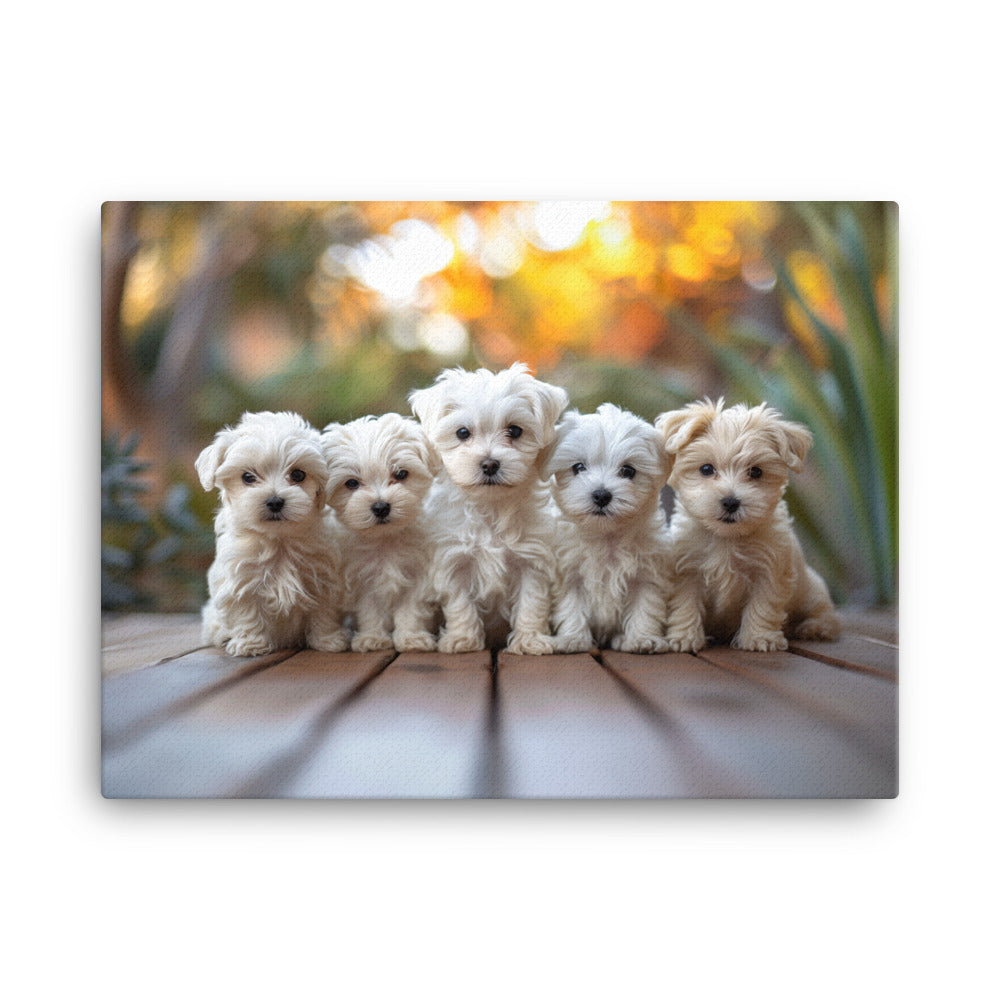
[101, 433, 213, 611]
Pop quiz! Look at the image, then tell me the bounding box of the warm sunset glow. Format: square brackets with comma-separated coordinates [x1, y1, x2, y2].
[666, 243, 713, 283]
[287, 201, 805, 368]
[112, 201, 872, 385]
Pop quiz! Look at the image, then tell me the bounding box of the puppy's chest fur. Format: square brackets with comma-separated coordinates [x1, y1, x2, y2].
[454, 512, 544, 602]
[430, 483, 553, 597]
[671, 503, 796, 629]
[341, 527, 430, 602]
[558, 523, 666, 620]
[695, 541, 759, 616]
[211, 513, 339, 620]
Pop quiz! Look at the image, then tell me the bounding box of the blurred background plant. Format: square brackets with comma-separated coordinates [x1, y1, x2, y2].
[101, 200, 897, 612]
[101, 432, 213, 610]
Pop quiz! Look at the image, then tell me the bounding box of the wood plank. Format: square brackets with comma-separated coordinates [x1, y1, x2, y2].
[788, 633, 897, 679]
[788, 605, 898, 678]
[102, 649, 394, 798]
[676, 644, 896, 797]
[494, 652, 712, 797]
[99, 611, 900, 800]
[274, 651, 494, 798]
[697, 645, 897, 755]
[102, 645, 294, 751]
[838, 606, 899, 644]
[601, 648, 895, 797]
[101, 613, 205, 675]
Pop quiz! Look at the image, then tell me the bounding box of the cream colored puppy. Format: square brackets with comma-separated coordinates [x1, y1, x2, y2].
[546, 404, 672, 653]
[196, 411, 349, 656]
[656, 399, 840, 652]
[409, 362, 568, 654]
[322, 413, 440, 652]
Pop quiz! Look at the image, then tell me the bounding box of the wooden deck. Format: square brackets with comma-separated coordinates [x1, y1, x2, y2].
[101, 608, 897, 798]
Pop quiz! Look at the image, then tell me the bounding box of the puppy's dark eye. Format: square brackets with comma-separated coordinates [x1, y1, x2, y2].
[394, 469, 409, 481]
[289, 469, 306, 483]
[345, 478, 361, 490]
[748, 466, 763, 480]
[619, 465, 636, 480]
[699, 464, 715, 477]
[456, 427, 471, 441]
[242, 472, 257, 485]
[572, 463, 586, 475]
[508, 425, 523, 439]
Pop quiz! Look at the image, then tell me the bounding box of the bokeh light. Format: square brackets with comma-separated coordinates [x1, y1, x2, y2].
[524, 200, 612, 251]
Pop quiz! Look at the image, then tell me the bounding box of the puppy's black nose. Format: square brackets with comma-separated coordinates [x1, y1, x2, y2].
[266, 496, 285, 512]
[371, 501, 391, 520]
[592, 488, 613, 509]
[481, 459, 500, 477]
[721, 496, 741, 513]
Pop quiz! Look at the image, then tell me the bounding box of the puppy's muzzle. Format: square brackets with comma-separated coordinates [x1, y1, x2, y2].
[264, 495, 285, 519]
[591, 488, 613, 514]
[719, 495, 741, 522]
[480, 458, 501, 483]
[371, 500, 391, 523]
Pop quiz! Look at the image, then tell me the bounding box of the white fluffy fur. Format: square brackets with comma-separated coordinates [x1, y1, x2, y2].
[322, 413, 440, 652]
[196, 411, 348, 657]
[409, 362, 568, 654]
[546, 404, 673, 653]
[656, 399, 841, 652]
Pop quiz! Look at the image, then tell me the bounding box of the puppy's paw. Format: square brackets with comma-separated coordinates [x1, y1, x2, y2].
[506, 631, 557, 656]
[393, 630, 437, 652]
[554, 631, 595, 654]
[351, 632, 394, 653]
[665, 630, 706, 653]
[309, 628, 351, 653]
[438, 629, 486, 654]
[225, 634, 273, 657]
[733, 630, 788, 652]
[792, 614, 841, 642]
[614, 633, 671, 654]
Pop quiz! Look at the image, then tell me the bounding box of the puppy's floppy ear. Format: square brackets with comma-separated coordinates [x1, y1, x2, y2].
[394, 413, 442, 477]
[408, 382, 442, 428]
[657, 435, 676, 481]
[538, 410, 579, 479]
[654, 398, 722, 455]
[772, 414, 813, 474]
[409, 366, 471, 428]
[320, 421, 351, 457]
[195, 426, 241, 491]
[528, 377, 570, 444]
[413, 424, 443, 477]
[320, 422, 353, 500]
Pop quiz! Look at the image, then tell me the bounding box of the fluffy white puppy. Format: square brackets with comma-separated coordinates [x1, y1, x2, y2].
[322, 413, 440, 652]
[545, 403, 673, 653]
[196, 411, 349, 657]
[409, 362, 568, 654]
[655, 398, 841, 652]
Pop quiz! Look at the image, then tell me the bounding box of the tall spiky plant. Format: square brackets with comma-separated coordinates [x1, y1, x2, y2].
[669, 203, 897, 605]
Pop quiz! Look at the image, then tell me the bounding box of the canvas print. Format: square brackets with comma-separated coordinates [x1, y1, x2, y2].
[101, 201, 897, 798]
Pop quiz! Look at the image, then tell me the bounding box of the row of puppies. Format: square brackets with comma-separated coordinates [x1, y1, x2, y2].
[196, 363, 841, 658]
